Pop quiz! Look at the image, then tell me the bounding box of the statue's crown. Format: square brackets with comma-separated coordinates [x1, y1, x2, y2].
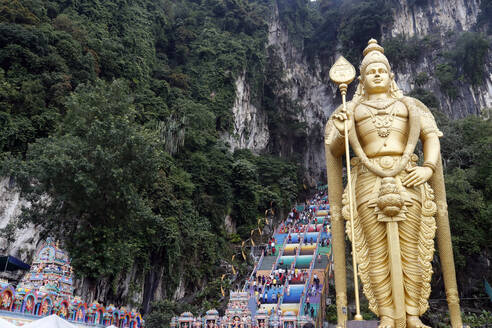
[360, 38, 390, 77]
[363, 38, 384, 56]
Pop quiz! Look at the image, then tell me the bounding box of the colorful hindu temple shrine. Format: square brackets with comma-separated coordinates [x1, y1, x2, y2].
[0, 238, 144, 327]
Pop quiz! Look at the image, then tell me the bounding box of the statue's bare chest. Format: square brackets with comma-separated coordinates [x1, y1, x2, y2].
[353, 99, 409, 156]
[355, 100, 408, 136]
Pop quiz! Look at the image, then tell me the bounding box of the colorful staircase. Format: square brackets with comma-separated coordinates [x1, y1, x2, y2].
[244, 202, 333, 325]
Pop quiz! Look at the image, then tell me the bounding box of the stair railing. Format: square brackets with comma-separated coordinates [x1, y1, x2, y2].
[317, 244, 334, 326]
[271, 230, 289, 274]
[242, 249, 265, 292]
[298, 229, 322, 316]
[289, 227, 306, 275]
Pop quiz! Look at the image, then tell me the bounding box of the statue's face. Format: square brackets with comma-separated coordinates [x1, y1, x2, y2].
[363, 62, 391, 94]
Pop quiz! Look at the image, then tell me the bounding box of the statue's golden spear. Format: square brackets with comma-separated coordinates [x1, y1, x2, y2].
[329, 56, 363, 322]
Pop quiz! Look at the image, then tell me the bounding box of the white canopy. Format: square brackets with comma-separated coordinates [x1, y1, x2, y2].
[0, 317, 17, 328]
[23, 315, 75, 328]
[107, 326, 118, 328]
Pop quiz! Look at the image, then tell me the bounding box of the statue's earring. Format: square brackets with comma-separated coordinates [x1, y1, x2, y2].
[354, 77, 365, 100]
[360, 77, 365, 97]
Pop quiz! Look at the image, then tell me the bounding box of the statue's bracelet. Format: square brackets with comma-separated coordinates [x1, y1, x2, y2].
[423, 161, 436, 172]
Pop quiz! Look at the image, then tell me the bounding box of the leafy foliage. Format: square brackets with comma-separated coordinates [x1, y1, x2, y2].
[383, 34, 439, 69]
[276, 0, 315, 47]
[414, 72, 429, 87]
[477, 0, 492, 32]
[408, 88, 439, 109]
[384, 31, 488, 98]
[435, 63, 458, 99]
[431, 112, 492, 272]
[338, 0, 393, 64]
[5, 80, 161, 276]
[276, 0, 394, 67]
[446, 32, 490, 85]
[462, 310, 492, 327]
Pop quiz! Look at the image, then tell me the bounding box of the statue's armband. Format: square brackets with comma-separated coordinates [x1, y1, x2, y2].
[414, 99, 443, 140]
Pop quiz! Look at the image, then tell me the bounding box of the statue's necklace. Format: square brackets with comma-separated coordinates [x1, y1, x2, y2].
[363, 99, 398, 138]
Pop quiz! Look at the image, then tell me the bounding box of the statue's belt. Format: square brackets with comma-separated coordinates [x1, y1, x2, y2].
[349, 155, 420, 209]
[350, 154, 418, 170]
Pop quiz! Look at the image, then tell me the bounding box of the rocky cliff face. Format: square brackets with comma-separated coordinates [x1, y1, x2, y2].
[390, 0, 480, 37]
[264, 2, 337, 185]
[0, 178, 38, 270]
[387, 0, 491, 118]
[221, 71, 270, 152]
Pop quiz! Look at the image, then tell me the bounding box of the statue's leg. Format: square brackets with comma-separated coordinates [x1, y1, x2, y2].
[399, 203, 422, 316]
[406, 316, 430, 328]
[379, 315, 395, 328]
[399, 184, 436, 327]
[357, 205, 393, 318]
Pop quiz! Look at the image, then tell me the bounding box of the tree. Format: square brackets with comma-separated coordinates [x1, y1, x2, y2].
[5, 79, 161, 279]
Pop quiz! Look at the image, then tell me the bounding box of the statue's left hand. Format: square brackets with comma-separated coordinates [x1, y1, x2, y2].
[402, 166, 433, 187]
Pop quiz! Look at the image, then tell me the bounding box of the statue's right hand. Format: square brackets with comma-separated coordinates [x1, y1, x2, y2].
[333, 111, 352, 135]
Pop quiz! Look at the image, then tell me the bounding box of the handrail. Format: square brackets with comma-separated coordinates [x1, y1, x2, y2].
[243, 249, 265, 292]
[275, 286, 283, 316]
[277, 221, 308, 313]
[315, 241, 333, 326]
[289, 229, 305, 273]
[318, 245, 333, 325]
[271, 230, 289, 274]
[255, 229, 289, 308]
[298, 229, 322, 316]
[298, 256, 315, 316]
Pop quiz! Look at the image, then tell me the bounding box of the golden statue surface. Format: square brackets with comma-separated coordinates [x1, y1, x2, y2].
[325, 39, 463, 328]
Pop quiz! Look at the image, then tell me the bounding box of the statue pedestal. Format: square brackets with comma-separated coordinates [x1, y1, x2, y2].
[347, 320, 378, 328]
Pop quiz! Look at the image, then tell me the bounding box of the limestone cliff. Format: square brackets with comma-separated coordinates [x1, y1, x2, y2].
[263, 2, 337, 185]
[387, 0, 491, 118]
[0, 178, 38, 269]
[390, 0, 481, 37]
[221, 71, 270, 152]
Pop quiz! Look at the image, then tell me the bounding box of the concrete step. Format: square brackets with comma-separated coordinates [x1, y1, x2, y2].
[347, 320, 379, 328]
[259, 256, 277, 271]
[314, 254, 329, 269]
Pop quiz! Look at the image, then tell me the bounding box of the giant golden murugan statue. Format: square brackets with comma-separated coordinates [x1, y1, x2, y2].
[325, 39, 463, 328]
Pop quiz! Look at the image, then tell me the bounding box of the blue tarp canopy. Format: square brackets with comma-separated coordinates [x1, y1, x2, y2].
[0, 255, 30, 271]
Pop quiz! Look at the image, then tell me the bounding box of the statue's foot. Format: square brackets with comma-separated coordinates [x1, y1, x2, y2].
[406, 315, 430, 328]
[378, 315, 394, 328]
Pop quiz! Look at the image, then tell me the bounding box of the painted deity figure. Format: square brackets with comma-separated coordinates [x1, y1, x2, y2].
[1, 293, 11, 309]
[232, 316, 240, 328]
[25, 298, 34, 312]
[325, 40, 462, 328]
[41, 300, 50, 315]
[76, 308, 84, 321]
[60, 305, 68, 318]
